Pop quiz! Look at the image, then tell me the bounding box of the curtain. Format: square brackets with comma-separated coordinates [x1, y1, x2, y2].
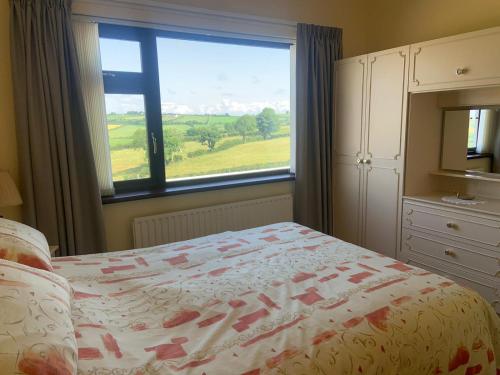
[73, 21, 115, 196]
[10, 0, 107, 255]
[476, 109, 497, 154]
[294, 24, 342, 234]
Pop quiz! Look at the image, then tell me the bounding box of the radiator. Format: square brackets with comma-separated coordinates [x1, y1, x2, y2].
[132, 194, 293, 248]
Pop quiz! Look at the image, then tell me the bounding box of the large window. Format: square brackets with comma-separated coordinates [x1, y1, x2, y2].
[99, 24, 293, 193]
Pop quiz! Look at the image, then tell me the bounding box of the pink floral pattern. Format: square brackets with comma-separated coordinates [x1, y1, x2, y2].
[0, 218, 52, 271]
[0, 259, 77, 374]
[53, 222, 500, 375]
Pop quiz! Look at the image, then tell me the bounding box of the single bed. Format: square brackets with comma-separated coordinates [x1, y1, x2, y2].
[52, 222, 499, 374]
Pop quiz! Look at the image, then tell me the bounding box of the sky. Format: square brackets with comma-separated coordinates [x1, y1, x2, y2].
[100, 37, 291, 115]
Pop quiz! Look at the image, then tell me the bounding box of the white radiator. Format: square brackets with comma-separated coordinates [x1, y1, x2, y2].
[132, 194, 293, 248]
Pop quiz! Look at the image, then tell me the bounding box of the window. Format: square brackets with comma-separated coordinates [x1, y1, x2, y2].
[468, 109, 481, 152]
[99, 24, 293, 194]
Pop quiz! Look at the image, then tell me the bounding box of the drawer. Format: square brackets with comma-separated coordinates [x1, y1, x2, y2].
[403, 202, 500, 249]
[405, 254, 500, 314]
[402, 228, 498, 277]
[409, 27, 500, 92]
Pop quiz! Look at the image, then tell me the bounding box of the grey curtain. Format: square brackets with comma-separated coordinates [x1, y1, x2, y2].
[10, 0, 106, 255]
[294, 24, 342, 234]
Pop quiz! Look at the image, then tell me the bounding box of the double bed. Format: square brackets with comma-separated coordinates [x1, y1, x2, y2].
[50, 222, 499, 374]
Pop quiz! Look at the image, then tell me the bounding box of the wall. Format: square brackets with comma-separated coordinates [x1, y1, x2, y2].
[83, 0, 371, 251]
[366, 0, 500, 51]
[2, 0, 369, 250]
[101, 1, 500, 250]
[104, 182, 292, 251]
[441, 110, 469, 171]
[4, 0, 500, 249]
[161, 0, 369, 57]
[0, 1, 22, 222]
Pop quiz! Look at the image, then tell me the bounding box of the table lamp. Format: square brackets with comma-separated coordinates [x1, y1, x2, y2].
[0, 171, 22, 217]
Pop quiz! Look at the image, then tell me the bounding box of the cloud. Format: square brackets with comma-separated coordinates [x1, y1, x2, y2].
[181, 99, 290, 115]
[251, 75, 260, 84]
[107, 95, 290, 116]
[104, 94, 144, 114]
[161, 102, 195, 114]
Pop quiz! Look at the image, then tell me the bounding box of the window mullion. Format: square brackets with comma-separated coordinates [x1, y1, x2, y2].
[142, 29, 166, 186]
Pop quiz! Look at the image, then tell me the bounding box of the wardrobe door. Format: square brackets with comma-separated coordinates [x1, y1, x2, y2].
[333, 55, 367, 244]
[409, 27, 500, 92]
[363, 46, 409, 257]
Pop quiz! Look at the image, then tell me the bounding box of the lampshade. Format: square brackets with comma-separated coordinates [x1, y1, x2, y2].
[0, 171, 22, 208]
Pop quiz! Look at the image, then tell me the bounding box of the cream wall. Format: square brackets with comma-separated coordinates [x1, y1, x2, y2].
[0, 1, 22, 222]
[366, 0, 500, 51]
[94, 0, 372, 250]
[162, 0, 370, 57]
[1, 0, 368, 250]
[104, 182, 293, 251]
[3, 0, 500, 250]
[86, 0, 372, 251]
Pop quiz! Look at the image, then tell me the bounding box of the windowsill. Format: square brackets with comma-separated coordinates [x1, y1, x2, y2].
[102, 173, 295, 204]
[467, 152, 493, 160]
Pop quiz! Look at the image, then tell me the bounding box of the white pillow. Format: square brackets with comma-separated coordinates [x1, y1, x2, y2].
[0, 218, 52, 271]
[0, 259, 77, 374]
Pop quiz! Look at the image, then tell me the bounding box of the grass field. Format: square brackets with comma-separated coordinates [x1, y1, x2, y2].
[106, 112, 291, 181]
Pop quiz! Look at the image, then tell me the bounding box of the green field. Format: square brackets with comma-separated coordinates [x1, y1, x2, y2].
[106, 112, 291, 181]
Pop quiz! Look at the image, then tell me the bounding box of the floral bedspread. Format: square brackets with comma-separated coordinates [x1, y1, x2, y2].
[53, 222, 500, 375]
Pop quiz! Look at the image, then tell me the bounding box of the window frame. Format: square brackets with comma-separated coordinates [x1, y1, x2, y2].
[467, 109, 481, 154]
[100, 24, 166, 192]
[98, 23, 295, 198]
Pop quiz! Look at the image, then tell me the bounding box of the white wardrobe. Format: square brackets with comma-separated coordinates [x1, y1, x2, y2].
[333, 46, 409, 258]
[333, 27, 500, 310]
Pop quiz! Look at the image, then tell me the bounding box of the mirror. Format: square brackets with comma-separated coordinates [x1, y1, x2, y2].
[441, 107, 500, 174]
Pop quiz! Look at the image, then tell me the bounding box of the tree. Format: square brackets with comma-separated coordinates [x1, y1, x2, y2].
[131, 128, 147, 150]
[224, 122, 237, 136]
[234, 115, 257, 143]
[197, 127, 222, 151]
[256, 108, 279, 139]
[163, 128, 183, 164]
[186, 127, 199, 138]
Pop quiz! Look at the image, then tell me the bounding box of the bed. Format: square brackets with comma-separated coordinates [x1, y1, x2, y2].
[50, 222, 499, 375]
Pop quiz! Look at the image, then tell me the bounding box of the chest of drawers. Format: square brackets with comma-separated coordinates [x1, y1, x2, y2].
[401, 196, 500, 313]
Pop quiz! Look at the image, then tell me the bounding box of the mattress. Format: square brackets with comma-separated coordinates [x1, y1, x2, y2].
[53, 222, 500, 374]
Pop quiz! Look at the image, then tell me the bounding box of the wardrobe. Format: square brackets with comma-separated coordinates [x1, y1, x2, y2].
[333, 26, 500, 312]
[333, 46, 409, 258]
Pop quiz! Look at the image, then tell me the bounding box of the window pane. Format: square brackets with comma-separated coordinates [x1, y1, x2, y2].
[104, 94, 150, 181]
[157, 38, 291, 181]
[468, 109, 480, 149]
[100, 38, 142, 72]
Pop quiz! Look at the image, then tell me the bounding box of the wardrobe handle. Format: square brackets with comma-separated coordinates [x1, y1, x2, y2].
[362, 159, 371, 164]
[455, 67, 467, 76]
[446, 222, 458, 229]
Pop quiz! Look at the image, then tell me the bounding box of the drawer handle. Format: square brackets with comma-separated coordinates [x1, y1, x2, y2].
[456, 67, 467, 76]
[444, 249, 456, 257]
[446, 222, 458, 229]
